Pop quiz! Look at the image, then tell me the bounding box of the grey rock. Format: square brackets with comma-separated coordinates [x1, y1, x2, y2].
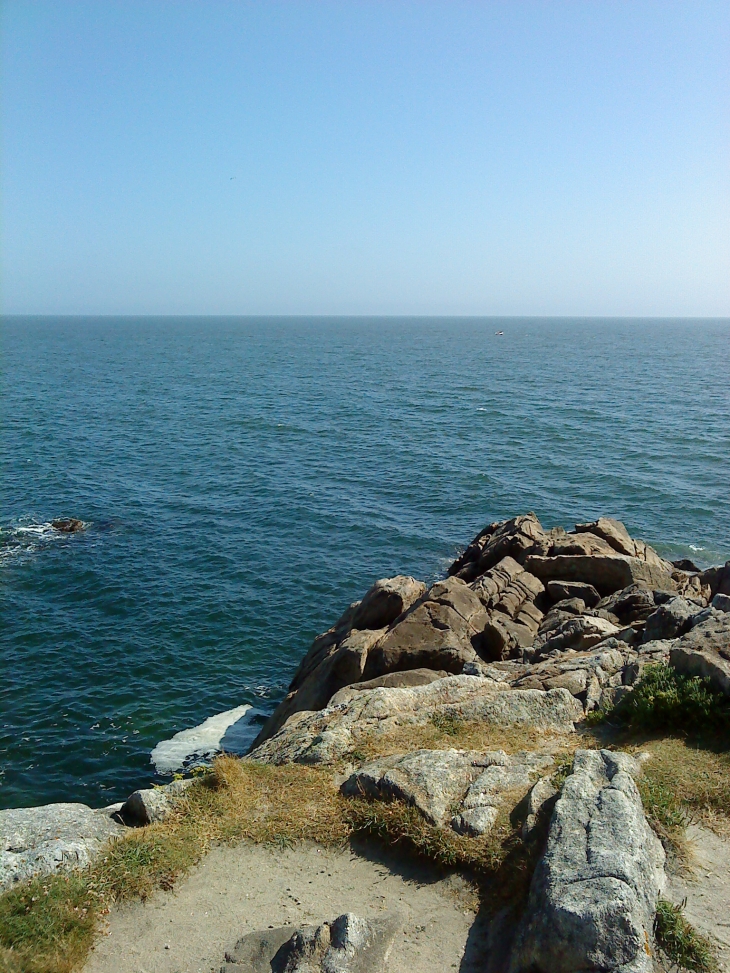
[248, 677, 582, 766]
[599, 685, 633, 710]
[341, 749, 485, 825]
[670, 611, 730, 697]
[352, 576, 426, 631]
[522, 775, 560, 840]
[119, 778, 194, 827]
[643, 596, 695, 642]
[0, 802, 124, 890]
[222, 912, 400, 973]
[342, 748, 554, 834]
[525, 554, 675, 597]
[547, 580, 601, 608]
[509, 749, 665, 973]
[711, 592, 730, 613]
[453, 750, 555, 835]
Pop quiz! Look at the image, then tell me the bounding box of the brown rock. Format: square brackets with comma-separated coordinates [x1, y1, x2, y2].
[351, 575, 426, 631]
[524, 554, 676, 596]
[362, 601, 480, 680]
[328, 667, 449, 706]
[546, 580, 600, 608]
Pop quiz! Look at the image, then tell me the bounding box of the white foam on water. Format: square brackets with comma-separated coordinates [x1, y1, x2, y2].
[151, 704, 253, 774]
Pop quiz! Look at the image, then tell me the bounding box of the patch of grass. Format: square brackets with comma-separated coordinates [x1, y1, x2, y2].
[607, 664, 730, 736]
[654, 898, 718, 973]
[636, 737, 730, 841]
[0, 872, 97, 973]
[349, 714, 578, 763]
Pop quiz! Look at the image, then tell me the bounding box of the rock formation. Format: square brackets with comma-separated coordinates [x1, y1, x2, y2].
[4, 512, 729, 972]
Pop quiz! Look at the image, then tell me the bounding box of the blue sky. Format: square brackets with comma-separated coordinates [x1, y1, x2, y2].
[1, 1, 728, 316]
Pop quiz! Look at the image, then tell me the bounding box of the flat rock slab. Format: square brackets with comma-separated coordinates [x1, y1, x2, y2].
[0, 802, 124, 890]
[509, 749, 665, 973]
[221, 912, 401, 972]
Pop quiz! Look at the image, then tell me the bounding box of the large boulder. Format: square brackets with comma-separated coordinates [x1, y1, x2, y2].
[643, 596, 696, 642]
[0, 802, 123, 890]
[221, 913, 400, 973]
[248, 676, 583, 766]
[547, 580, 600, 608]
[669, 611, 730, 697]
[341, 749, 486, 826]
[361, 598, 483, 680]
[119, 778, 194, 827]
[328, 667, 449, 706]
[351, 575, 426, 631]
[699, 560, 730, 599]
[524, 554, 676, 597]
[253, 627, 386, 747]
[342, 748, 554, 837]
[532, 615, 620, 658]
[509, 750, 665, 973]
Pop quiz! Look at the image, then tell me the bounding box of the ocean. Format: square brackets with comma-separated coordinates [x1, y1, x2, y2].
[1, 316, 729, 810]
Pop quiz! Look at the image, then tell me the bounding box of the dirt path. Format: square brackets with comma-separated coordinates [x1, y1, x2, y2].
[667, 824, 730, 972]
[84, 840, 486, 973]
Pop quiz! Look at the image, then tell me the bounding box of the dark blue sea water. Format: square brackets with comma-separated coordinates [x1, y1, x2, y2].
[1, 317, 729, 810]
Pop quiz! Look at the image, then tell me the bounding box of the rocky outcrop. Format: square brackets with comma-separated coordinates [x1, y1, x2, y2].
[250, 514, 720, 751]
[352, 576, 426, 631]
[248, 676, 582, 766]
[341, 748, 554, 835]
[669, 610, 730, 697]
[509, 750, 665, 973]
[0, 802, 123, 890]
[221, 912, 400, 973]
[524, 554, 676, 597]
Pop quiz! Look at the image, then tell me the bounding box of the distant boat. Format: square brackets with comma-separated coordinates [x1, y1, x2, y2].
[495, 330, 504, 336]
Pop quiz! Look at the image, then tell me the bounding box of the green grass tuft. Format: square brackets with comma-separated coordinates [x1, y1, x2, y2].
[609, 664, 730, 735]
[654, 898, 718, 973]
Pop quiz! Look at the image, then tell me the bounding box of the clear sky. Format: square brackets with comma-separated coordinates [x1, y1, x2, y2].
[1, 0, 728, 316]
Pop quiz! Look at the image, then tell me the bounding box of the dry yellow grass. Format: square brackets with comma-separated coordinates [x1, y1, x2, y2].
[348, 711, 589, 763]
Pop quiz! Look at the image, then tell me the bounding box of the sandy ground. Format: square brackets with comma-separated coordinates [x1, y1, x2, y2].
[83, 825, 730, 973]
[667, 824, 730, 972]
[84, 839, 488, 973]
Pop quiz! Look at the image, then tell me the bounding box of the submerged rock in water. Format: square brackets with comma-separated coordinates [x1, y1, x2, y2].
[51, 518, 85, 532]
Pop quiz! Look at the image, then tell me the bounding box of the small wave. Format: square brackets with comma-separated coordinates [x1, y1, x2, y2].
[688, 544, 705, 552]
[151, 704, 255, 774]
